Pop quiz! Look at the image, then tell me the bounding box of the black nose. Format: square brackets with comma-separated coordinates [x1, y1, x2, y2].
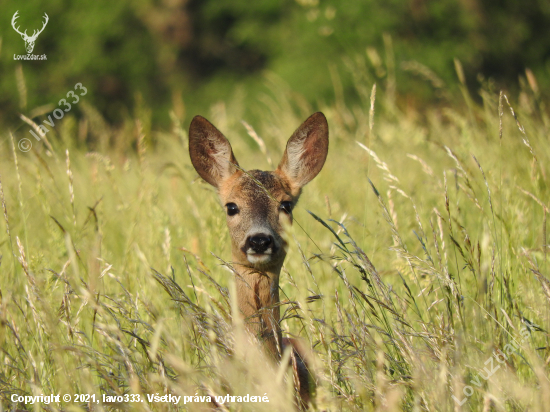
[247, 235, 273, 253]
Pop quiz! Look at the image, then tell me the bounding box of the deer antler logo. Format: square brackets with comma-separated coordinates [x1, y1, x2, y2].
[11, 11, 49, 54]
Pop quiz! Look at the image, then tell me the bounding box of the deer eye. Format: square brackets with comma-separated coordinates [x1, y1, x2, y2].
[280, 201, 293, 214]
[226, 203, 239, 216]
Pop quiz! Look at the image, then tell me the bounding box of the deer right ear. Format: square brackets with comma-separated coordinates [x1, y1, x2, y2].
[276, 112, 329, 192]
[189, 116, 239, 188]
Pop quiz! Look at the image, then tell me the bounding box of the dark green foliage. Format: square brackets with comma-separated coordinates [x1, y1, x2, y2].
[1, 0, 549, 130]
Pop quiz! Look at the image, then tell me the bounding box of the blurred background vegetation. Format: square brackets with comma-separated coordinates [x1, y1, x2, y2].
[1, 0, 549, 132]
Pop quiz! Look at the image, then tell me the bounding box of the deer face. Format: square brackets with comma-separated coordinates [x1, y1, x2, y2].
[189, 113, 329, 270]
[218, 169, 294, 268]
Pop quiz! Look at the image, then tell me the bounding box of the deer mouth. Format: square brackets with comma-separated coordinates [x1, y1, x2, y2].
[246, 250, 274, 265]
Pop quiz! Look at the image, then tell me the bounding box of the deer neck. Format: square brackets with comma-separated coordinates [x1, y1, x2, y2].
[233, 261, 283, 360]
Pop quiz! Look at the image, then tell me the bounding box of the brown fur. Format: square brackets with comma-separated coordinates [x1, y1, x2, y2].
[189, 112, 328, 408]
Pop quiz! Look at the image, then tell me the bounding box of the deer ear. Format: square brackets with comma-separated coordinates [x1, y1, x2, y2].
[276, 112, 329, 190]
[189, 116, 239, 188]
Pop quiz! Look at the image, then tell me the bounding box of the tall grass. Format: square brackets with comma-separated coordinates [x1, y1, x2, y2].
[0, 73, 549, 411]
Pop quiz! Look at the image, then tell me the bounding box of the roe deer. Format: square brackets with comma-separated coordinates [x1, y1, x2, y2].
[189, 112, 328, 408]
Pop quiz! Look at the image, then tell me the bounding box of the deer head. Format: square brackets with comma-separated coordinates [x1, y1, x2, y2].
[12, 11, 49, 54]
[189, 113, 329, 272]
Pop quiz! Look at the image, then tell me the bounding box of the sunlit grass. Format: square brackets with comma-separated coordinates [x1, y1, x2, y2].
[0, 77, 549, 411]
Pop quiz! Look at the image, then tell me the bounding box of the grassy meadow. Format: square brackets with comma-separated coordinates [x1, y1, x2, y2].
[0, 75, 549, 411]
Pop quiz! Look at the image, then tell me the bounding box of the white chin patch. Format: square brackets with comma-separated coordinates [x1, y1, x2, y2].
[246, 251, 273, 265]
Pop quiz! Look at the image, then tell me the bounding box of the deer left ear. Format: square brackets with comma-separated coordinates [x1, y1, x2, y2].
[276, 112, 329, 190]
[189, 116, 240, 188]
